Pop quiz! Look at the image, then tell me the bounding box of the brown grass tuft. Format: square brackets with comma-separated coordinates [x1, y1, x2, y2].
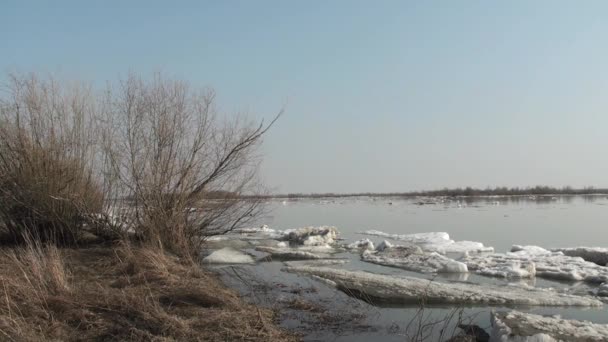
[0, 243, 296, 341]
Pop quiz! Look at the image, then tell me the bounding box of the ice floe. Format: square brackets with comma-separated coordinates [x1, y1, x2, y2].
[346, 238, 375, 251]
[233, 224, 278, 234]
[205, 235, 230, 241]
[256, 246, 323, 260]
[375, 240, 393, 252]
[551, 247, 608, 266]
[596, 283, 608, 297]
[202, 247, 254, 264]
[511, 245, 554, 256]
[441, 260, 469, 273]
[283, 266, 603, 306]
[283, 259, 350, 268]
[361, 230, 494, 254]
[490, 310, 608, 341]
[283, 226, 339, 246]
[471, 259, 536, 279]
[361, 244, 468, 273]
[209, 225, 340, 249]
[463, 245, 608, 283]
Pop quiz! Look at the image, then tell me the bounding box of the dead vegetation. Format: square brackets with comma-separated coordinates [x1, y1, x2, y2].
[0, 242, 296, 341]
[285, 298, 324, 313]
[0, 74, 103, 244]
[0, 72, 293, 341]
[0, 72, 280, 253]
[98, 73, 280, 254]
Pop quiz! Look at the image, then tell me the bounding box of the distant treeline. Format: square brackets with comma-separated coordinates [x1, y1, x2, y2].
[256, 186, 608, 199]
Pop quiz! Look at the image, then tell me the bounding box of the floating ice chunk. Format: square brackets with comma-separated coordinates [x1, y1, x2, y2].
[221, 225, 284, 240]
[302, 235, 332, 246]
[283, 259, 349, 268]
[375, 240, 393, 252]
[277, 241, 288, 248]
[283, 266, 603, 306]
[511, 245, 553, 256]
[202, 248, 254, 264]
[292, 244, 341, 254]
[346, 239, 375, 251]
[249, 239, 287, 248]
[256, 246, 323, 260]
[445, 240, 495, 255]
[476, 260, 536, 279]
[464, 246, 608, 283]
[441, 260, 469, 273]
[552, 247, 608, 266]
[205, 235, 230, 241]
[233, 224, 277, 234]
[363, 230, 450, 245]
[597, 283, 608, 297]
[361, 245, 468, 273]
[283, 226, 339, 246]
[361, 230, 494, 254]
[490, 310, 608, 341]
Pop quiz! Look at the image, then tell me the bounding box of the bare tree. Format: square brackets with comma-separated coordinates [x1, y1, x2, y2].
[100, 73, 281, 254]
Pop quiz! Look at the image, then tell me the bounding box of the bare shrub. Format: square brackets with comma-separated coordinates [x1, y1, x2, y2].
[0, 74, 103, 244]
[100, 73, 280, 254]
[0, 72, 278, 250]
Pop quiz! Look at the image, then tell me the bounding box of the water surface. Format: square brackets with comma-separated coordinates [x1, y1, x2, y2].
[218, 196, 608, 341]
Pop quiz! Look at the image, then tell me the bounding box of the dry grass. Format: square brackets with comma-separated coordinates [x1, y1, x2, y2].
[285, 298, 325, 313]
[0, 242, 296, 341]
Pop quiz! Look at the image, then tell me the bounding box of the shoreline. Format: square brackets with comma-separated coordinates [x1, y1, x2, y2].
[0, 242, 298, 341]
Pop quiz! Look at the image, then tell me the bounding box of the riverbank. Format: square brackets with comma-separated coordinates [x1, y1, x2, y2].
[0, 240, 296, 341]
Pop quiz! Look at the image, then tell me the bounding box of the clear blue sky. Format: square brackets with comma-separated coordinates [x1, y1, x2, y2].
[2, 1, 608, 193]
